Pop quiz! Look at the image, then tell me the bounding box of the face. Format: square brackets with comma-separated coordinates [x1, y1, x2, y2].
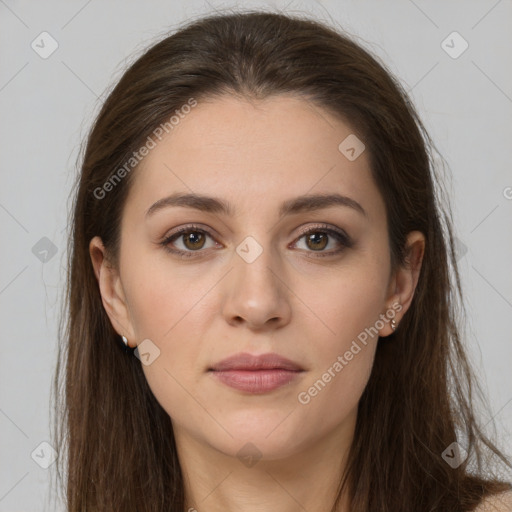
[91, 94, 421, 463]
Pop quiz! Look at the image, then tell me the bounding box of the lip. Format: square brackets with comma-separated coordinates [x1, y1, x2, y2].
[209, 352, 303, 372]
[208, 352, 304, 394]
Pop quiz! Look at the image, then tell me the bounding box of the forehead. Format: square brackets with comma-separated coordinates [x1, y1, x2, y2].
[125, 94, 383, 220]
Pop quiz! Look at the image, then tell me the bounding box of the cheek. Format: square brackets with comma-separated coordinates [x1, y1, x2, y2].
[292, 279, 383, 438]
[121, 247, 216, 342]
[293, 256, 390, 348]
[293, 345, 375, 449]
[121, 253, 218, 410]
[291, 255, 388, 415]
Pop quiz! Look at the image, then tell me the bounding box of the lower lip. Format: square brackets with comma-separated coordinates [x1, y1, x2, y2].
[210, 369, 302, 393]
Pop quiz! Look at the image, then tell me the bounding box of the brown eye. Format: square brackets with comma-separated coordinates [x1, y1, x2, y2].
[305, 232, 328, 251]
[161, 225, 218, 258]
[293, 225, 352, 257]
[182, 231, 206, 250]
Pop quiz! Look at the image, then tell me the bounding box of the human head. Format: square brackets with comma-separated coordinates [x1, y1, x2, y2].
[56, 10, 510, 511]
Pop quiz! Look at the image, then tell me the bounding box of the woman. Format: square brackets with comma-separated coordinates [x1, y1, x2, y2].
[53, 10, 512, 511]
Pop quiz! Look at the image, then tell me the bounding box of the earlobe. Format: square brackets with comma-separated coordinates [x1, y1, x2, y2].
[89, 236, 136, 346]
[379, 230, 425, 337]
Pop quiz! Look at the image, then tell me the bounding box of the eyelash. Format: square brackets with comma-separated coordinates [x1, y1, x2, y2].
[160, 223, 352, 259]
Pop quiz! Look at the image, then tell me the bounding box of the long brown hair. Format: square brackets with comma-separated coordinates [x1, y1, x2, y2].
[52, 10, 511, 511]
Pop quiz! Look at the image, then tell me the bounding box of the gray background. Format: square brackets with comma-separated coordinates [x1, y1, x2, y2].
[1, 0, 511, 510]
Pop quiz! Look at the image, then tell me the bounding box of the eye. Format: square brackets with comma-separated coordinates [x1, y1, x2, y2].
[160, 223, 352, 259]
[292, 224, 352, 257]
[160, 224, 219, 258]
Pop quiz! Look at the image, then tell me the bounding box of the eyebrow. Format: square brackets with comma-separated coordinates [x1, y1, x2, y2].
[145, 192, 367, 219]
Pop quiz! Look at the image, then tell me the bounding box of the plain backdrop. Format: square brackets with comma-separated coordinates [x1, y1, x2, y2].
[0, 0, 511, 510]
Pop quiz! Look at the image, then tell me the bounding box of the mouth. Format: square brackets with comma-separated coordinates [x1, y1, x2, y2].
[208, 352, 304, 394]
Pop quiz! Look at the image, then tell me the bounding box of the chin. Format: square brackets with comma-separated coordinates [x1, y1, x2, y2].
[205, 412, 311, 460]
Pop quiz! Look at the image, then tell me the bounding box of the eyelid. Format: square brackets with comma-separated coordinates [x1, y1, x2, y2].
[293, 222, 349, 240]
[291, 223, 353, 252]
[162, 223, 218, 241]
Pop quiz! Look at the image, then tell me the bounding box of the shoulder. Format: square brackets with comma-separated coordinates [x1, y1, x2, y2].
[474, 491, 512, 512]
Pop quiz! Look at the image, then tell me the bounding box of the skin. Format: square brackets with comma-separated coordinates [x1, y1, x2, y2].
[90, 94, 425, 512]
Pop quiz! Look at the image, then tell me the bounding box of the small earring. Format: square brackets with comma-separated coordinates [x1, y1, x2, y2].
[391, 319, 397, 332]
[121, 335, 128, 346]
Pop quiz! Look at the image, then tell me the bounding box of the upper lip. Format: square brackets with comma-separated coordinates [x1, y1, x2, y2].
[209, 352, 303, 371]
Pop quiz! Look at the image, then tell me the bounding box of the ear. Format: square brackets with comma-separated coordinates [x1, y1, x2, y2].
[89, 236, 136, 347]
[379, 230, 425, 337]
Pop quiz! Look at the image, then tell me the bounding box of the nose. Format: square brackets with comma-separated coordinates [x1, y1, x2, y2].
[221, 240, 292, 331]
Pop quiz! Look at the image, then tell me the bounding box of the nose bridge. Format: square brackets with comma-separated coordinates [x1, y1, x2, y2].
[234, 233, 281, 297]
[222, 232, 291, 328]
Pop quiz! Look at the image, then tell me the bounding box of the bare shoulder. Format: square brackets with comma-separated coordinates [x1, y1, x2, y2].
[474, 491, 512, 512]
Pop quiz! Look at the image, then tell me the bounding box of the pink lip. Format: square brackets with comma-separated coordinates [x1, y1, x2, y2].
[209, 353, 304, 394]
[210, 352, 303, 372]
